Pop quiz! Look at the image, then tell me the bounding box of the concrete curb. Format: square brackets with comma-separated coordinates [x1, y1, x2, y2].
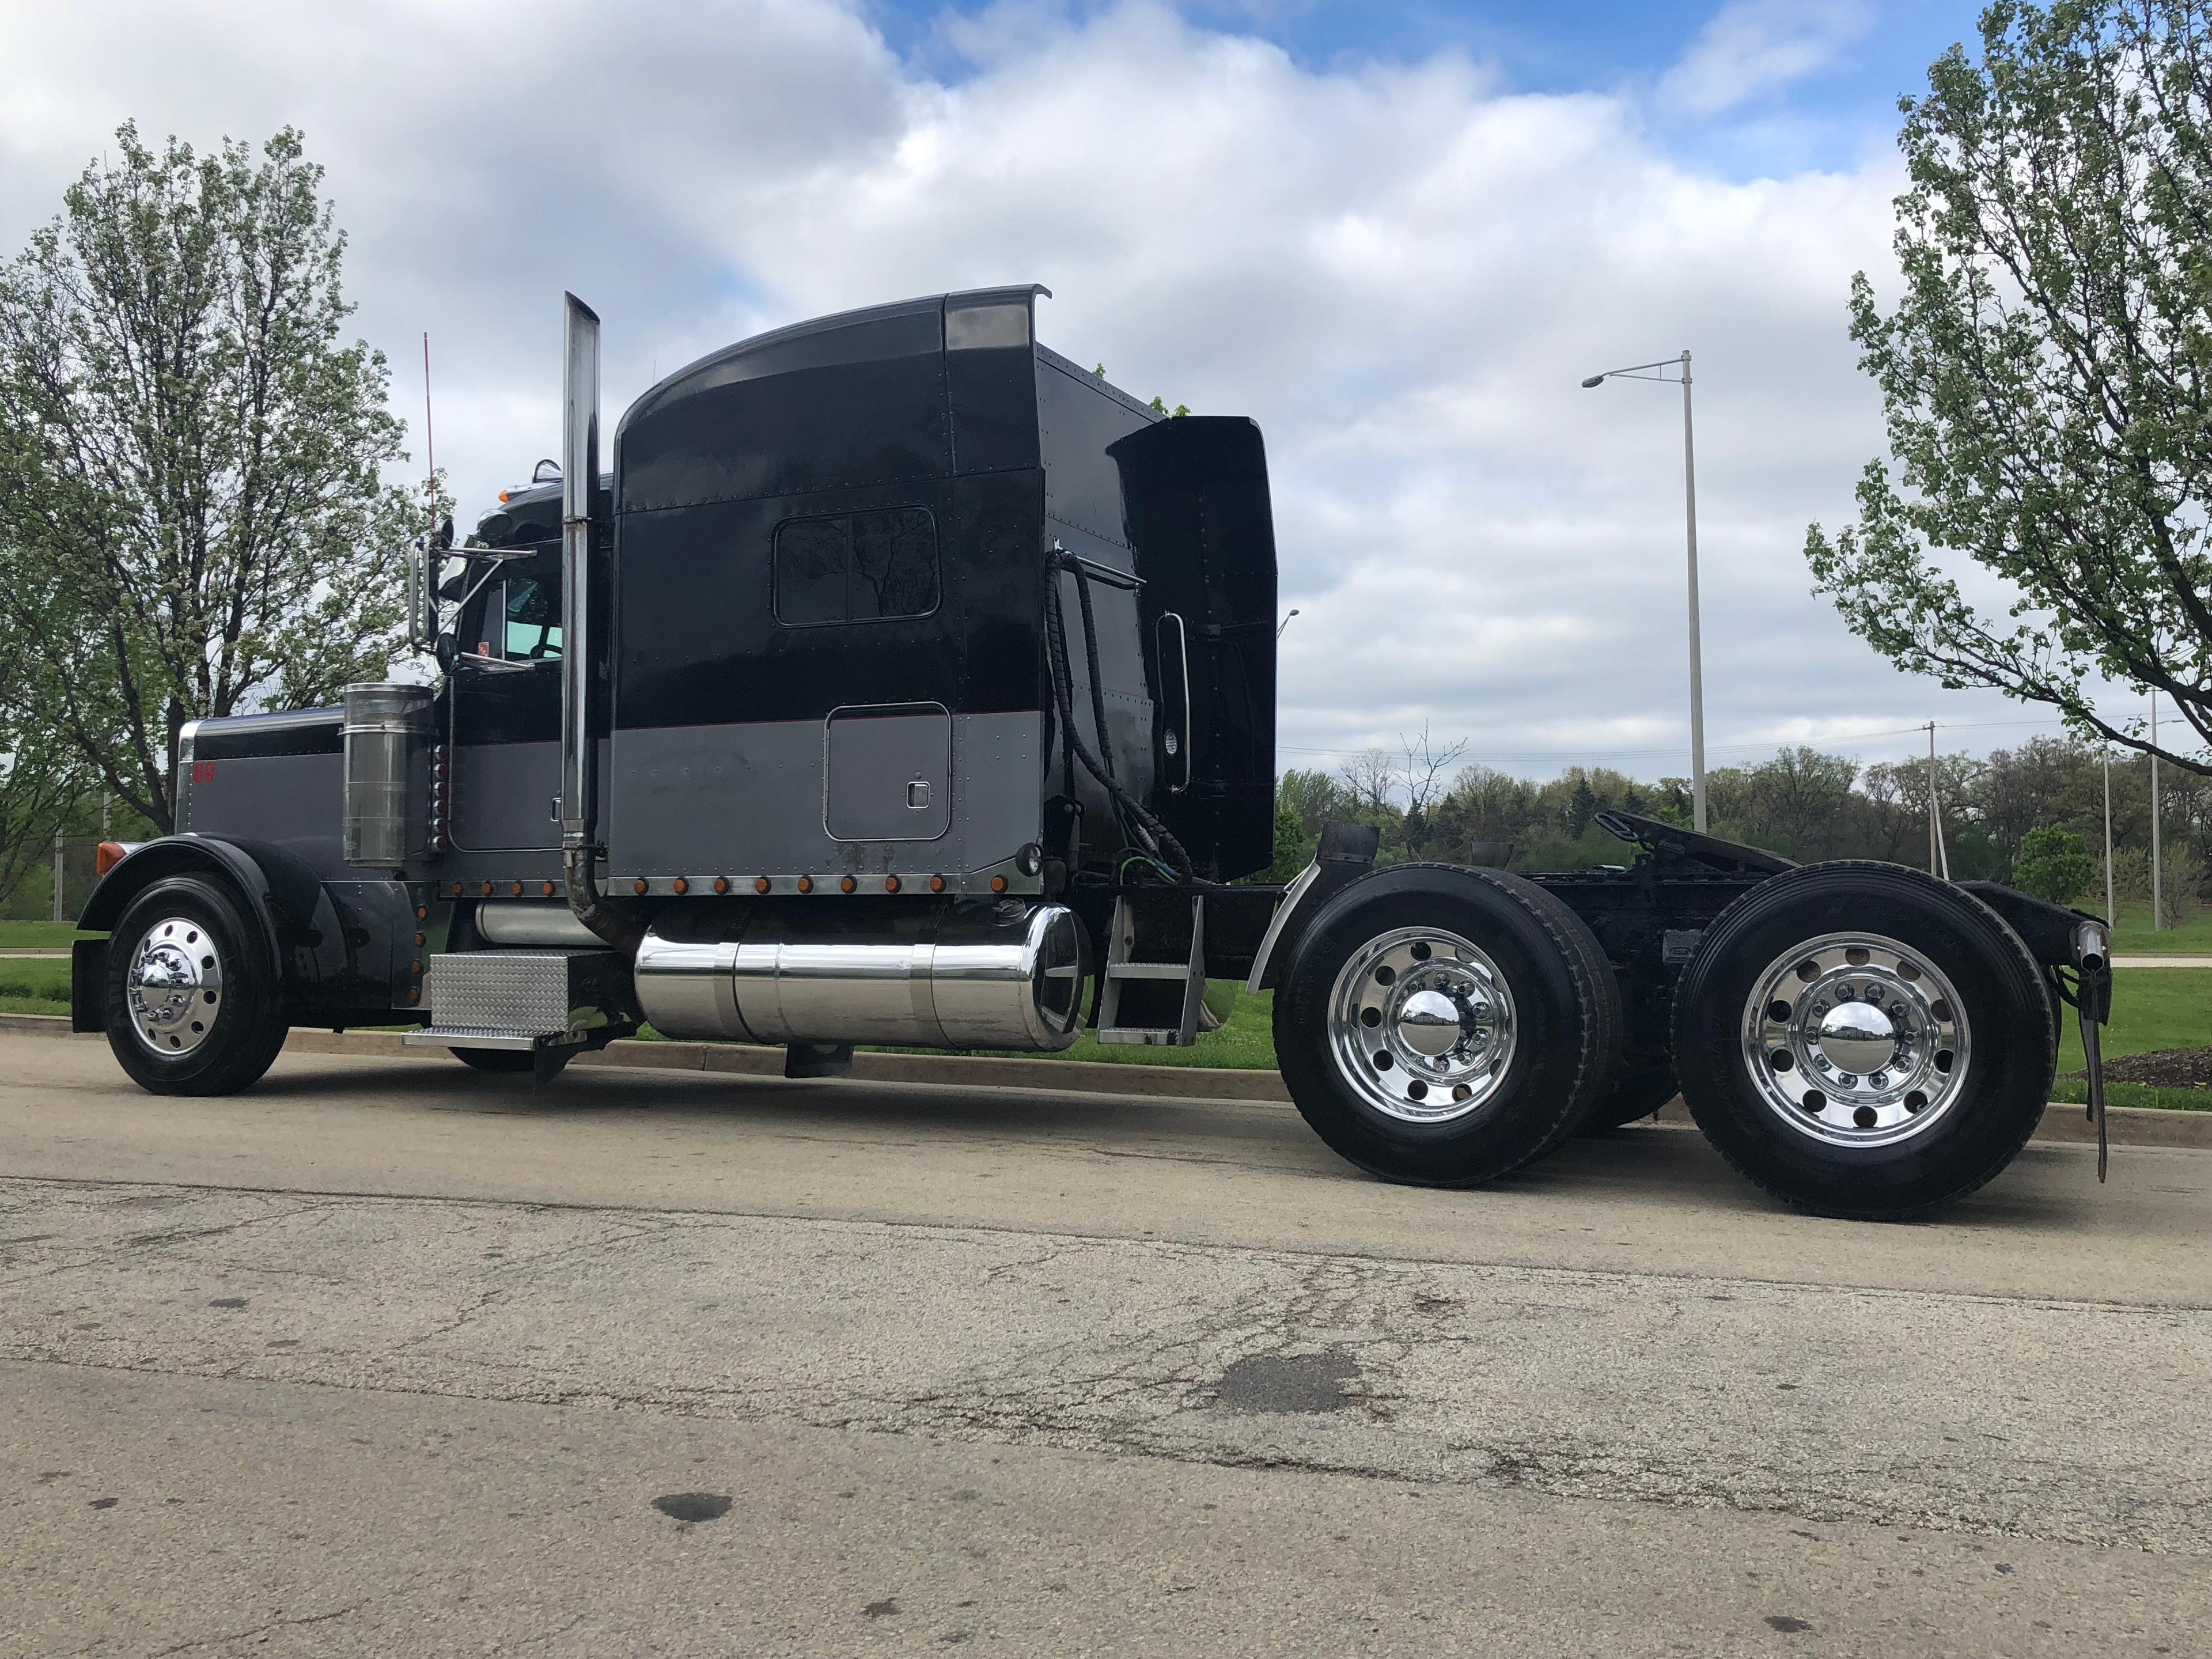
[5, 1012, 2206, 1149]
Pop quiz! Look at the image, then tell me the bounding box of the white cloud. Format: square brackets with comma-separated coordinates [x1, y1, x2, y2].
[0, 0, 2051, 778]
[1659, 0, 1872, 117]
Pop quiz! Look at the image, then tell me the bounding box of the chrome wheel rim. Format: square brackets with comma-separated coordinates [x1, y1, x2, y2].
[126, 916, 224, 1059]
[1328, 926, 1517, 1123]
[1741, 932, 1969, 1147]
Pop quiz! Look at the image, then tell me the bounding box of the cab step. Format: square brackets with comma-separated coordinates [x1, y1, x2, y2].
[1096, 893, 1206, 1046]
[400, 949, 634, 1056]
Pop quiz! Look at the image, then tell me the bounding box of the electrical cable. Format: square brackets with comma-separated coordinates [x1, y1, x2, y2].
[1043, 549, 1194, 881]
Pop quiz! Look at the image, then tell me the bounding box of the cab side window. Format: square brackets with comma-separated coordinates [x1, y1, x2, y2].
[774, 507, 938, 627]
[502, 571, 563, 659]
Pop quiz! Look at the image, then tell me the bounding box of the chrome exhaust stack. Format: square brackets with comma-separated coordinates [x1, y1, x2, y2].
[635, 902, 1086, 1052]
[557, 293, 638, 952]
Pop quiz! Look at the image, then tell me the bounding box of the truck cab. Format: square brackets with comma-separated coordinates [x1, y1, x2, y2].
[78, 286, 1283, 1085]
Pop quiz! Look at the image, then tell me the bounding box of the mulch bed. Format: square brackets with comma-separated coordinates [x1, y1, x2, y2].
[2064, 1046, 2212, 1089]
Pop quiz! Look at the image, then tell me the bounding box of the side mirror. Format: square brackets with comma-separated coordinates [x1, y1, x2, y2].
[434, 630, 458, 673]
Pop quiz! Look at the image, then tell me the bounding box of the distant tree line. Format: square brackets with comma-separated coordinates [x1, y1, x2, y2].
[1261, 735, 2206, 913]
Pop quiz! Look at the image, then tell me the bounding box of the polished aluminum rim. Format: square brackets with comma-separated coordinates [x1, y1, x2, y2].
[1328, 926, 1516, 1123]
[125, 915, 224, 1059]
[1740, 931, 1969, 1147]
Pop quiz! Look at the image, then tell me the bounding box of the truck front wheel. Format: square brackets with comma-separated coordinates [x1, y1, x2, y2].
[104, 876, 289, 1096]
[1671, 862, 2053, 1219]
[1274, 864, 1620, 1187]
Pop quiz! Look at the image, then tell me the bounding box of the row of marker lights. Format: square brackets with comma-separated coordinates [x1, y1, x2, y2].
[627, 874, 999, 896]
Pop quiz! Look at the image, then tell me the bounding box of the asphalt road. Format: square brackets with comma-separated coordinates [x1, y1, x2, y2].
[3, 1030, 2209, 1657]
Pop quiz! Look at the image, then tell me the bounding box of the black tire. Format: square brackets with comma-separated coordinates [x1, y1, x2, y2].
[1671, 861, 2054, 1221]
[452, 1047, 538, 1074]
[105, 874, 289, 1096]
[1581, 1059, 1679, 1132]
[1274, 863, 1622, 1187]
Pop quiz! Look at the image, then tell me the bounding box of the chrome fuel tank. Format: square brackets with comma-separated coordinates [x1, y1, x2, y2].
[634, 901, 1084, 1052]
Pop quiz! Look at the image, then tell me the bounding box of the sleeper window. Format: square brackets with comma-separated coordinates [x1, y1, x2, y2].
[774, 507, 938, 627]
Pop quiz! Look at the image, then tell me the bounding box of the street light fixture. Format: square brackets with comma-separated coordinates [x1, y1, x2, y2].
[1277, 607, 1301, 639]
[1581, 350, 1707, 834]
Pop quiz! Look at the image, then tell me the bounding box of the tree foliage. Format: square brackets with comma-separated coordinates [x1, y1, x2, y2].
[2013, 822, 2100, 900]
[1268, 734, 2206, 913]
[1808, 0, 2212, 774]
[0, 123, 414, 832]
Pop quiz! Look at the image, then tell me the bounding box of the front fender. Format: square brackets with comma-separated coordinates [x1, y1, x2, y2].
[77, 836, 289, 980]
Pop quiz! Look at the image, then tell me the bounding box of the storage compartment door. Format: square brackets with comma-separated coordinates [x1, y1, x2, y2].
[825, 703, 952, 841]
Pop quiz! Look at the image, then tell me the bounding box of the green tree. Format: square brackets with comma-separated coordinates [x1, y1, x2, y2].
[2012, 823, 2099, 902]
[1254, 792, 1315, 884]
[0, 123, 415, 832]
[1806, 1, 2212, 776]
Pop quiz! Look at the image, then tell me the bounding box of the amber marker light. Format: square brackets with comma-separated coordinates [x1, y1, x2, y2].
[839, 874, 858, 893]
[450, 882, 464, 897]
[511, 881, 524, 896]
[541, 881, 555, 897]
[881, 875, 898, 893]
[753, 877, 770, 893]
[991, 876, 1008, 893]
[480, 881, 494, 896]
[797, 876, 814, 894]
[408, 987, 421, 1003]
[416, 904, 429, 919]
[95, 841, 127, 877]
[713, 877, 730, 895]
[632, 878, 649, 895]
[930, 875, 946, 892]
[673, 877, 690, 895]
[412, 933, 426, 948]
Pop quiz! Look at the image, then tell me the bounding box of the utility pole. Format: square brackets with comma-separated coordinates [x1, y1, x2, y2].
[50, 825, 63, 925]
[1926, 722, 1941, 878]
[2150, 691, 2165, 931]
[2103, 745, 2116, 923]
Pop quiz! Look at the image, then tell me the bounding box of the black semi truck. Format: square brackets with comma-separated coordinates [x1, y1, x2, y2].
[71, 288, 2115, 1220]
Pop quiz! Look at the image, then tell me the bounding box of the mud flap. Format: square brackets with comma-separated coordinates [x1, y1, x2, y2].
[2072, 956, 2113, 1182]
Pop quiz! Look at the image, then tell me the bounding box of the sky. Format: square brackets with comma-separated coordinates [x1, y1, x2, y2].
[0, 0, 2116, 782]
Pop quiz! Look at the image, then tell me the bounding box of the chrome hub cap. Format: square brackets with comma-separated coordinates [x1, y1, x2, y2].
[126, 916, 223, 1058]
[1328, 927, 1516, 1123]
[1741, 932, 1969, 1147]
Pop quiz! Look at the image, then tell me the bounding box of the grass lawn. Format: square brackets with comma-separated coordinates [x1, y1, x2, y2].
[0, 922, 93, 949]
[2106, 903, 2212, 955]
[0, 953, 71, 1017]
[2050, 966, 2212, 1112]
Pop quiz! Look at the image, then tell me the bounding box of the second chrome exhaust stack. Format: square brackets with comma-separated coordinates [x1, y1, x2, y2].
[557, 293, 638, 952]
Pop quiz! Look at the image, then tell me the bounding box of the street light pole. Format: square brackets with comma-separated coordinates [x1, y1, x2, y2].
[1582, 351, 1707, 832]
[1677, 351, 1706, 836]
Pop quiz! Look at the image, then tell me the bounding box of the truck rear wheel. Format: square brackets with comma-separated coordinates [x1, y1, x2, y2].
[1274, 864, 1620, 1187]
[1671, 862, 2053, 1220]
[104, 875, 289, 1096]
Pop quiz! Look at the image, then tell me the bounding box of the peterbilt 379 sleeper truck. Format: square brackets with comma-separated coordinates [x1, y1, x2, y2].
[71, 288, 2116, 1221]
